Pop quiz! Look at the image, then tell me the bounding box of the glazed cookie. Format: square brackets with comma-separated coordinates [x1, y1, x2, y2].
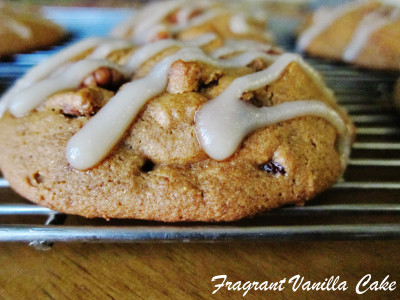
[111, 0, 274, 46]
[297, 0, 400, 70]
[0, 2, 66, 57]
[0, 36, 354, 221]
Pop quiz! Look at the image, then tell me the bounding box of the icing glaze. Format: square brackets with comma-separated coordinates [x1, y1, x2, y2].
[195, 53, 350, 168]
[0, 37, 109, 118]
[112, 0, 270, 45]
[230, 13, 251, 34]
[299, 1, 400, 63]
[210, 39, 273, 58]
[129, 0, 184, 44]
[170, 8, 224, 34]
[66, 47, 225, 170]
[88, 39, 135, 59]
[65, 49, 344, 170]
[1, 37, 349, 170]
[8, 59, 127, 118]
[1, 15, 31, 39]
[125, 34, 217, 73]
[296, 1, 365, 52]
[343, 6, 400, 61]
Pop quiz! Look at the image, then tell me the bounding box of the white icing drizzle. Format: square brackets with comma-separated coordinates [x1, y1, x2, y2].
[176, 6, 197, 24]
[111, 0, 270, 45]
[170, 8, 224, 34]
[125, 34, 217, 72]
[296, 1, 366, 52]
[230, 13, 251, 34]
[183, 32, 217, 47]
[112, 1, 223, 45]
[65, 49, 345, 170]
[380, 0, 400, 6]
[8, 59, 128, 118]
[195, 53, 350, 168]
[66, 48, 218, 170]
[2, 15, 31, 39]
[2, 36, 349, 170]
[130, 0, 184, 44]
[88, 39, 135, 59]
[343, 5, 400, 61]
[65, 47, 277, 170]
[0, 37, 110, 118]
[210, 39, 273, 58]
[298, 0, 400, 62]
[110, 11, 138, 38]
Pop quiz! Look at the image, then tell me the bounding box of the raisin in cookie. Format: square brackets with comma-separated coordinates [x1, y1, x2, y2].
[0, 2, 66, 57]
[0, 37, 354, 221]
[297, 0, 400, 70]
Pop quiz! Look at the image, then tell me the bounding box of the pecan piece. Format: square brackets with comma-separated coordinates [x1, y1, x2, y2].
[167, 60, 201, 94]
[82, 67, 126, 91]
[40, 86, 114, 116]
[167, 60, 223, 94]
[151, 30, 171, 42]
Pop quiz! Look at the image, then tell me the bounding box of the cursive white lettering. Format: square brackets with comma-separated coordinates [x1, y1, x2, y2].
[356, 274, 396, 294]
[211, 275, 227, 294]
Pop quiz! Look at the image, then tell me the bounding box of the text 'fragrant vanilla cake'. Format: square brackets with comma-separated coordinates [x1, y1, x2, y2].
[0, 35, 355, 221]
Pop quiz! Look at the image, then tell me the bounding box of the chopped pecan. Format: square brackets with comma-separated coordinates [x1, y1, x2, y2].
[248, 58, 267, 71]
[82, 67, 126, 91]
[267, 47, 284, 55]
[167, 60, 223, 94]
[167, 60, 201, 94]
[240, 88, 273, 108]
[151, 30, 171, 42]
[199, 64, 223, 87]
[39, 86, 114, 116]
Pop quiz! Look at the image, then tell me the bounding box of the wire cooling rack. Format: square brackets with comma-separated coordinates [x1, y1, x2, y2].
[0, 7, 399, 248]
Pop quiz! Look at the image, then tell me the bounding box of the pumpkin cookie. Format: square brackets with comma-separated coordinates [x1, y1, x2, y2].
[297, 0, 400, 70]
[111, 0, 274, 46]
[0, 2, 66, 57]
[0, 36, 354, 221]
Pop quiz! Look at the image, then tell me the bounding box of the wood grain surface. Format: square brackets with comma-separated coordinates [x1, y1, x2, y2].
[0, 241, 399, 299]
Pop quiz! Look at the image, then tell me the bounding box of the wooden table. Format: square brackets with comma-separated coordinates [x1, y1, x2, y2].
[1, 240, 399, 299]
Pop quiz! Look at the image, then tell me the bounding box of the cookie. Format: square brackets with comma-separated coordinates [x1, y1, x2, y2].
[111, 0, 274, 46]
[0, 2, 66, 57]
[297, 0, 400, 70]
[0, 36, 354, 221]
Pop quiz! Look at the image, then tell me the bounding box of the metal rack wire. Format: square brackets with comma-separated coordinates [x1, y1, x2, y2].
[0, 7, 399, 247]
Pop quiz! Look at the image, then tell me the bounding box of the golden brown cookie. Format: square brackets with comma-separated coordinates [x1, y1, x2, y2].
[111, 0, 274, 45]
[0, 2, 66, 57]
[297, 0, 400, 70]
[0, 37, 354, 222]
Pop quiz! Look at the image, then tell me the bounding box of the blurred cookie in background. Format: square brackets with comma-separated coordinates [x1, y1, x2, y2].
[111, 0, 274, 46]
[297, 0, 400, 70]
[0, 1, 66, 58]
